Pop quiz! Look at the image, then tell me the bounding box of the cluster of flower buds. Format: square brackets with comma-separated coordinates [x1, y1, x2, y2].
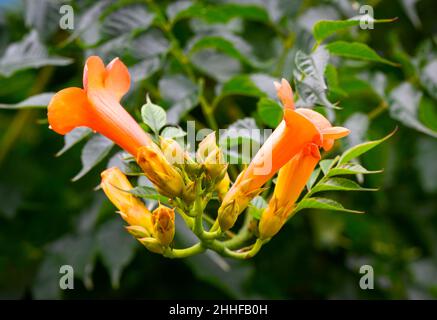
[47, 56, 352, 259]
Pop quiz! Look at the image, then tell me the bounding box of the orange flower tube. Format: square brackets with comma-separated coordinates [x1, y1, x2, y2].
[48, 56, 152, 156]
[218, 79, 350, 231]
[258, 143, 321, 239]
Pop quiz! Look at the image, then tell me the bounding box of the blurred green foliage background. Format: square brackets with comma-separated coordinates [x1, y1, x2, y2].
[1, 0, 437, 299]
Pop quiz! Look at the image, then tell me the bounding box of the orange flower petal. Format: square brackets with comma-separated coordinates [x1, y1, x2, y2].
[104, 57, 131, 101]
[321, 127, 350, 151]
[47, 87, 91, 134]
[83, 56, 106, 90]
[274, 78, 294, 109]
[295, 108, 331, 131]
[274, 142, 321, 210]
[321, 126, 350, 140]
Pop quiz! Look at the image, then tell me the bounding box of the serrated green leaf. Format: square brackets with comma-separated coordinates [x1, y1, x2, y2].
[56, 127, 92, 157]
[338, 130, 396, 165]
[313, 16, 396, 43]
[0, 92, 54, 109]
[312, 178, 377, 193]
[295, 197, 363, 214]
[294, 46, 337, 110]
[72, 135, 114, 181]
[141, 97, 167, 134]
[326, 41, 397, 66]
[257, 98, 283, 128]
[327, 163, 382, 177]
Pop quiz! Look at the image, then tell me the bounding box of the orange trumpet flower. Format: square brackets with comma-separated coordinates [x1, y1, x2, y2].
[218, 79, 350, 231]
[48, 56, 152, 156]
[258, 143, 320, 239]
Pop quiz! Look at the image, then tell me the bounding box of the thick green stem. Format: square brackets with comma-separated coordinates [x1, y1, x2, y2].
[164, 243, 205, 258]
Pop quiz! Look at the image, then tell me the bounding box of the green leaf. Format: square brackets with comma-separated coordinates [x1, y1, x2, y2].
[390, 82, 437, 138]
[0, 30, 72, 77]
[72, 135, 114, 181]
[96, 219, 137, 289]
[191, 50, 242, 82]
[320, 159, 336, 175]
[294, 46, 337, 110]
[66, 0, 111, 44]
[56, 127, 92, 157]
[414, 137, 437, 193]
[419, 97, 437, 132]
[306, 168, 321, 190]
[161, 127, 187, 139]
[248, 196, 267, 220]
[100, 4, 154, 38]
[141, 97, 167, 134]
[159, 75, 198, 123]
[313, 16, 397, 43]
[219, 118, 261, 149]
[327, 163, 382, 177]
[295, 197, 363, 214]
[129, 57, 161, 82]
[188, 34, 263, 68]
[170, 3, 269, 25]
[326, 41, 397, 66]
[129, 186, 170, 204]
[338, 130, 396, 165]
[0, 92, 54, 109]
[220, 74, 266, 98]
[312, 178, 377, 193]
[257, 98, 283, 128]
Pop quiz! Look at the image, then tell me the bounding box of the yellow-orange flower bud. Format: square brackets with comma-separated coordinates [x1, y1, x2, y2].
[160, 137, 189, 165]
[138, 237, 164, 254]
[216, 172, 230, 201]
[218, 172, 263, 231]
[136, 144, 185, 198]
[100, 167, 154, 235]
[152, 204, 175, 246]
[197, 132, 227, 180]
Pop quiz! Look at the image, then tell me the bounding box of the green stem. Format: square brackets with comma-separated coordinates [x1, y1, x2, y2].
[164, 243, 205, 258]
[368, 101, 388, 120]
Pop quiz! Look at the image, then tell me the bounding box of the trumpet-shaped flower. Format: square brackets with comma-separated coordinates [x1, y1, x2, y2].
[101, 167, 154, 236]
[48, 56, 151, 156]
[218, 79, 350, 231]
[258, 143, 320, 239]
